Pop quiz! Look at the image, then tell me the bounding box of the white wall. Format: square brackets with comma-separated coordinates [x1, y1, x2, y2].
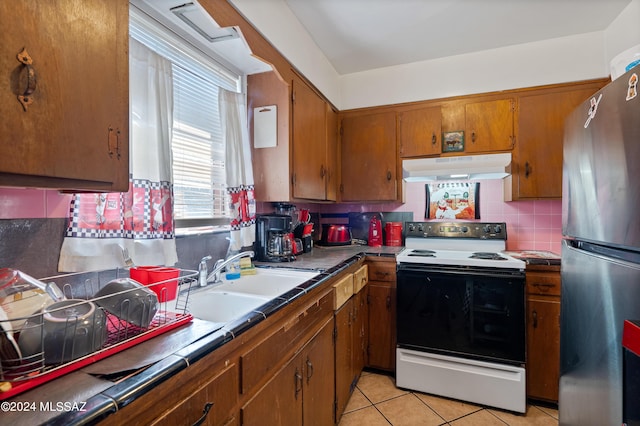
[339, 32, 607, 109]
[229, 0, 341, 105]
[231, 0, 640, 110]
[605, 0, 640, 66]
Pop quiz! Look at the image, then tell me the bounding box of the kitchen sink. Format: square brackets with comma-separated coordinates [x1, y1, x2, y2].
[213, 267, 319, 298]
[188, 267, 320, 325]
[188, 291, 271, 324]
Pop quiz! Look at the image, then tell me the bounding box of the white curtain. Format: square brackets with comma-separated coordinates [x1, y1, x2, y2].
[58, 39, 178, 272]
[219, 88, 256, 251]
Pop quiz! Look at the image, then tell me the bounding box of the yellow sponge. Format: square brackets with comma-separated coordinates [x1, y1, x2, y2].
[240, 257, 256, 275]
[241, 267, 257, 276]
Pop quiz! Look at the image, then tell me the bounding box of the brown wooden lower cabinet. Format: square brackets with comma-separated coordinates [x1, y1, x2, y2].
[335, 279, 369, 420]
[151, 363, 238, 426]
[526, 267, 561, 403]
[98, 267, 365, 426]
[366, 258, 397, 371]
[241, 318, 335, 426]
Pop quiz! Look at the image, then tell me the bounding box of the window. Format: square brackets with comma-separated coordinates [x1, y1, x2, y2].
[130, 8, 242, 231]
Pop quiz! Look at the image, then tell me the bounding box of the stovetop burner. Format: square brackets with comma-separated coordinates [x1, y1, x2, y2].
[470, 252, 508, 260]
[407, 249, 436, 257]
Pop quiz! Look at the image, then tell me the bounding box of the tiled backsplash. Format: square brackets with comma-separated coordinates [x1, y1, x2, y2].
[273, 179, 562, 253]
[0, 180, 562, 277]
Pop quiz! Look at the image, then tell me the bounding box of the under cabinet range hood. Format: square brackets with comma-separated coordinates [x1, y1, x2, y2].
[402, 153, 512, 182]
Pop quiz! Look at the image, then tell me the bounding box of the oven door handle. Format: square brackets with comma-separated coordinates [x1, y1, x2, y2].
[397, 264, 524, 279]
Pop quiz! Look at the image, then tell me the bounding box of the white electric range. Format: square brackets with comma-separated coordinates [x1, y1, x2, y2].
[395, 221, 527, 413]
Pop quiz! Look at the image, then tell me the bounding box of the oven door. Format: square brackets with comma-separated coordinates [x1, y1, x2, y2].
[397, 263, 525, 365]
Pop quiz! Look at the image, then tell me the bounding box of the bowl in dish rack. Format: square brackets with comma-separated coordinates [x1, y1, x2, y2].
[18, 299, 107, 365]
[94, 278, 159, 328]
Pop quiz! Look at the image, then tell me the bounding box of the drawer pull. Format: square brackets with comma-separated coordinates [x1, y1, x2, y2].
[533, 283, 555, 292]
[192, 402, 214, 426]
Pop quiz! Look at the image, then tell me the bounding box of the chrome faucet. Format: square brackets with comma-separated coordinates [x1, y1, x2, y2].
[198, 251, 254, 286]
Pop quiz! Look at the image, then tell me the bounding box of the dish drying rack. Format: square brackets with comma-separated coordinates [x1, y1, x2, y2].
[0, 268, 198, 400]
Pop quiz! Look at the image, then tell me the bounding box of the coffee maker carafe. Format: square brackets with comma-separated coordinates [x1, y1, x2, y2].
[255, 214, 295, 262]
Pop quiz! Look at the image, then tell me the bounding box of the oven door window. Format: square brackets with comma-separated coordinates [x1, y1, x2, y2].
[397, 267, 525, 364]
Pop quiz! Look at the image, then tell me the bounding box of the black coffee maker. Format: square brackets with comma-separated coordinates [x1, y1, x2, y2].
[255, 214, 295, 262]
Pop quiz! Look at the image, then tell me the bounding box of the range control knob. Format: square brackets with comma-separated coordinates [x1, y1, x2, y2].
[494, 225, 502, 234]
[482, 225, 492, 234]
[460, 226, 469, 233]
[408, 224, 415, 232]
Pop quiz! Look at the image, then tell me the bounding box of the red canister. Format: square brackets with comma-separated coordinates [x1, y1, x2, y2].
[385, 222, 403, 246]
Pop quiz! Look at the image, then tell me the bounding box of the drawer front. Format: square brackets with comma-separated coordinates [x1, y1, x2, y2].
[333, 273, 354, 310]
[526, 271, 561, 296]
[367, 260, 396, 283]
[353, 264, 369, 294]
[240, 290, 333, 394]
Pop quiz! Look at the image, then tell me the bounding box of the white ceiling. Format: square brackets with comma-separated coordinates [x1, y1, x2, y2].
[283, 0, 632, 75]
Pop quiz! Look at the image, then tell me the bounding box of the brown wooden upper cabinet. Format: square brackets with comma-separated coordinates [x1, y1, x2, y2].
[398, 106, 442, 158]
[399, 98, 514, 157]
[248, 71, 291, 202]
[340, 112, 398, 201]
[292, 75, 338, 201]
[0, 0, 129, 191]
[451, 98, 515, 153]
[507, 79, 608, 200]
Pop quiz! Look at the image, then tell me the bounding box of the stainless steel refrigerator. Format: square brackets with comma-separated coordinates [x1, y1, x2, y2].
[561, 66, 640, 425]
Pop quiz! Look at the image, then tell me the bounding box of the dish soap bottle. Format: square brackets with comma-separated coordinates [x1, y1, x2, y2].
[225, 250, 241, 280]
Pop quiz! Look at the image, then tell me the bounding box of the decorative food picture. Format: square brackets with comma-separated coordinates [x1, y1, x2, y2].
[426, 182, 480, 219]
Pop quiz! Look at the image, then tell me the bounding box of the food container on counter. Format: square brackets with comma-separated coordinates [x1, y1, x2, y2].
[385, 222, 403, 246]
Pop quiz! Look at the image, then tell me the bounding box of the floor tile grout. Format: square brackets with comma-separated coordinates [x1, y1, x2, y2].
[340, 371, 559, 426]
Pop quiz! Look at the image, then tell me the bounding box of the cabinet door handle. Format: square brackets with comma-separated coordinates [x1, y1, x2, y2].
[525, 162, 531, 178]
[431, 133, 437, 145]
[16, 48, 36, 111]
[386, 171, 392, 181]
[306, 357, 314, 384]
[386, 295, 391, 310]
[191, 402, 214, 426]
[294, 368, 302, 399]
[320, 165, 326, 178]
[471, 131, 476, 143]
[115, 128, 122, 159]
[532, 310, 538, 328]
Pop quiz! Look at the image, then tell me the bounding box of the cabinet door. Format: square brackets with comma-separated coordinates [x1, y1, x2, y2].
[367, 283, 396, 371]
[352, 286, 369, 376]
[465, 99, 514, 153]
[303, 320, 336, 426]
[527, 296, 561, 402]
[247, 71, 291, 202]
[340, 112, 397, 201]
[292, 76, 327, 200]
[151, 364, 238, 426]
[0, 0, 129, 191]
[241, 353, 303, 426]
[335, 299, 353, 418]
[399, 106, 442, 157]
[514, 83, 604, 199]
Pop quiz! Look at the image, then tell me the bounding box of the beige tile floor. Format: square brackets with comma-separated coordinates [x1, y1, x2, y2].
[338, 371, 559, 426]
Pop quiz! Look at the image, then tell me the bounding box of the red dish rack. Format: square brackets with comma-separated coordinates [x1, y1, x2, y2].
[0, 268, 197, 400]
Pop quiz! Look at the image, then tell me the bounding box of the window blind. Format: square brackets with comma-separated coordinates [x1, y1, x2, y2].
[130, 7, 242, 229]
